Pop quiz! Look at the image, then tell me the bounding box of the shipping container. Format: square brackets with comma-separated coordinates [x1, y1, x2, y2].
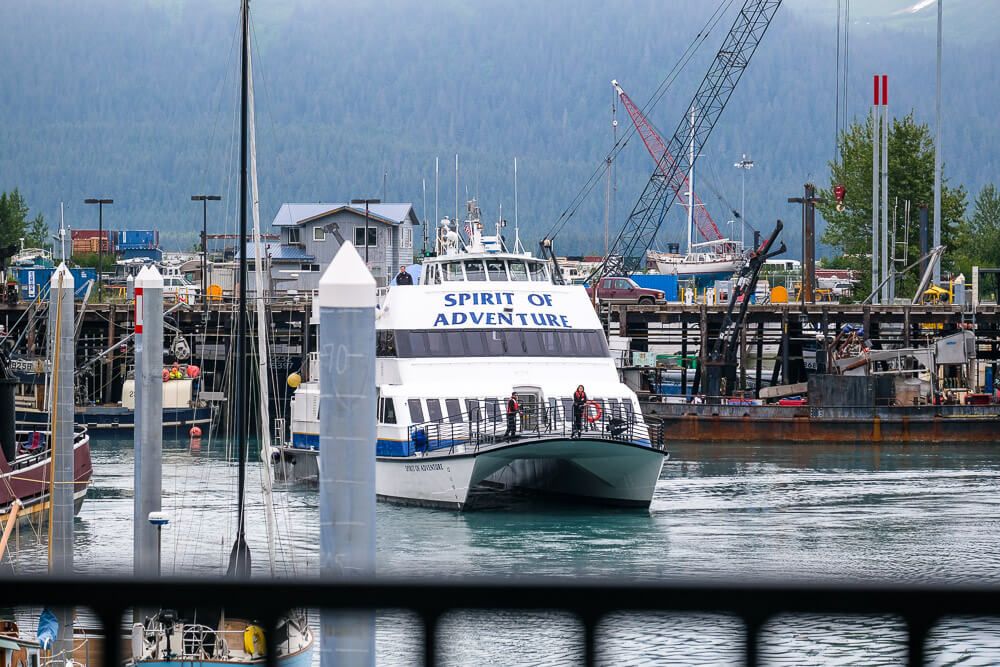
[116, 230, 159, 250]
[15, 267, 97, 301]
[121, 247, 163, 262]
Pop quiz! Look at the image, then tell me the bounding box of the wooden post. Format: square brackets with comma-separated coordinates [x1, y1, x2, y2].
[903, 305, 911, 347]
[781, 307, 790, 385]
[755, 321, 764, 398]
[104, 303, 116, 404]
[680, 320, 688, 396]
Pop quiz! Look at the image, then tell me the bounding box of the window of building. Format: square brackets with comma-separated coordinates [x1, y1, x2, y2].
[402, 227, 413, 249]
[287, 228, 301, 244]
[311, 264, 320, 272]
[313, 227, 326, 242]
[354, 227, 377, 247]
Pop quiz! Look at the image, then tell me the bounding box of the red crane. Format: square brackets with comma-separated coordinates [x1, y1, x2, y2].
[613, 79, 724, 243]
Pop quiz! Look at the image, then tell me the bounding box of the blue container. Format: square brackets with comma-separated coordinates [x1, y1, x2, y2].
[116, 230, 159, 250]
[16, 267, 97, 301]
[630, 273, 679, 301]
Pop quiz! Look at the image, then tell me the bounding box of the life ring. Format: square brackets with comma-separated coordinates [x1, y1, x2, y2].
[584, 400, 602, 423]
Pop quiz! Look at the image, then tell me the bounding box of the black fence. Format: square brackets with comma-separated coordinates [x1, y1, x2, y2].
[406, 399, 661, 455]
[10, 577, 1000, 667]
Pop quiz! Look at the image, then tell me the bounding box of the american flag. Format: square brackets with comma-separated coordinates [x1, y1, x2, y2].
[464, 221, 472, 238]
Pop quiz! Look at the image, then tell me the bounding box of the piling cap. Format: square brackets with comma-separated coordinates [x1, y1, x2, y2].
[136, 264, 163, 289]
[52, 262, 75, 289]
[318, 241, 376, 308]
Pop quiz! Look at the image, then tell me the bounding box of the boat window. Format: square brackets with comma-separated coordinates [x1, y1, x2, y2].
[508, 261, 529, 281]
[464, 260, 487, 281]
[548, 397, 558, 423]
[407, 399, 424, 423]
[485, 398, 501, 422]
[383, 397, 397, 424]
[528, 261, 549, 282]
[609, 398, 622, 420]
[390, 329, 611, 358]
[485, 259, 508, 281]
[376, 330, 396, 357]
[466, 399, 481, 422]
[464, 330, 487, 356]
[426, 398, 443, 422]
[623, 399, 634, 421]
[561, 397, 574, 422]
[445, 399, 463, 423]
[483, 330, 506, 355]
[443, 262, 464, 282]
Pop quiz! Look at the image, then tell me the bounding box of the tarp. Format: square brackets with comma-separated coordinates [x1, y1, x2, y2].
[36, 608, 59, 649]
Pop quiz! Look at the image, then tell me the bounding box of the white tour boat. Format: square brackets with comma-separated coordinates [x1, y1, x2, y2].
[275, 210, 667, 510]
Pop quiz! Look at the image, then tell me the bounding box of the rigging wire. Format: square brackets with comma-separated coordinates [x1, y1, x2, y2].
[835, 0, 841, 163]
[544, 0, 737, 242]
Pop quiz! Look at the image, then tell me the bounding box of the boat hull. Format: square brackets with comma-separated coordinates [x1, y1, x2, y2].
[0, 434, 93, 522]
[16, 405, 213, 433]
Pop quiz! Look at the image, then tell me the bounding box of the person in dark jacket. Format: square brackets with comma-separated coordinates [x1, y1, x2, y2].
[505, 392, 520, 440]
[395, 265, 414, 285]
[572, 385, 587, 438]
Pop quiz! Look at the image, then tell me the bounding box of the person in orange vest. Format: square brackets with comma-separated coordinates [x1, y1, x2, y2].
[505, 392, 520, 440]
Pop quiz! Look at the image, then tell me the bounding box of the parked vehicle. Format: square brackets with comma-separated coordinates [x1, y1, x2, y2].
[163, 276, 199, 302]
[586, 277, 665, 305]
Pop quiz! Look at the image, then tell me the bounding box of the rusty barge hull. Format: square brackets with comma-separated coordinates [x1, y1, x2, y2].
[641, 402, 1000, 444]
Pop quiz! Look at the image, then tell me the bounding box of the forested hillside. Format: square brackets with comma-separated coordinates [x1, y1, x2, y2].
[0, 0, 996, 256]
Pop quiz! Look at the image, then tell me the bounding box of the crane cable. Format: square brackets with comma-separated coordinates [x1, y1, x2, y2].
[544, 0, 738, 242]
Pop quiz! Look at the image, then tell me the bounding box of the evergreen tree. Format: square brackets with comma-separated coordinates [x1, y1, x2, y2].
[817, 112, 967, 297]
[0, 188, 30, 249]
[954, 184, 1000, 274]
[25, 213, 50, 249]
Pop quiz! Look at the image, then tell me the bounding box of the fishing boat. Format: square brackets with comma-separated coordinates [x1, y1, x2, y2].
[276, 203, 668, 509]
[130, 3, 313, 666]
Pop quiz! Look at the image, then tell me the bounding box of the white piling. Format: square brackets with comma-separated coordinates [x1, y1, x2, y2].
[47, 263, 75, 663]
[318, 242, 376, 667]
[134, 266, 164, 589]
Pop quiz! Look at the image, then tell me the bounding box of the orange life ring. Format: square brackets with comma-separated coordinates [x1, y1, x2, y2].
[584, 400, 602, 423]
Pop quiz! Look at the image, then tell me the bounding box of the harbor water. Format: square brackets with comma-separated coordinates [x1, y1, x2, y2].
[8, 433, 1000, 665]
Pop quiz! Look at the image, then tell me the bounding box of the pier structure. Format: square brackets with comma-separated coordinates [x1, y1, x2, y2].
[609, 302, 1000, 396]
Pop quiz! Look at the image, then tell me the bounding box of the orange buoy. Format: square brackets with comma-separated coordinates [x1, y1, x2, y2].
[189, 425, 202, 438]
[186, 364, 200, 379]
[162, 369, 170, 381]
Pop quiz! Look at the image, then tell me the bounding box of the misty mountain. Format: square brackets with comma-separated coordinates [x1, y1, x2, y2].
[0, 0, 997, 258]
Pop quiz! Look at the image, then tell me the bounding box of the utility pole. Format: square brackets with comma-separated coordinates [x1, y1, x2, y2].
[788, 183, 822, 304]
[192, 195, 221, 312]
[933, 0, 943, 285]
[84, 198, 113, 299]
[734, 154, 754, 248]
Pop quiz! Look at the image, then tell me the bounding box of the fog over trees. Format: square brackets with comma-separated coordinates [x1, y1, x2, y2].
[1, 0, 996, 257]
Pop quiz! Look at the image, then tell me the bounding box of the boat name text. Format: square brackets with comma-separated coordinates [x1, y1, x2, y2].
[434, 292, 572, 328]
[404, 463, 445, 472]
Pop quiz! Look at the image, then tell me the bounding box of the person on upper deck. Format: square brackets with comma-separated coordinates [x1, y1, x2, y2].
[395, 265, 413, 285]
[572, 385, 587, 438]
[505, 392, 520, 440]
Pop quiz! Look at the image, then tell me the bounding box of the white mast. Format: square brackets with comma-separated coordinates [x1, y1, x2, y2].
[59, 202, 66, 261]
[687, 105, 695, 255]
[246, 28, 279, 575]
[513, 157, 522, 253]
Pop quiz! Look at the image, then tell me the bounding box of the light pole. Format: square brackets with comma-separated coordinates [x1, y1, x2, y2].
[84, 198, 113, 299]
[351, 198, 381, 264]
[191, 195, 222, 311]
[734, 155, 754, 248]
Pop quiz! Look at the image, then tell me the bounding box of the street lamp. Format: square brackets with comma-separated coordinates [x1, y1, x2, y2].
[733, 155, 754, 248]
[84, 198, 113, 299]
[351, 198, 381, 263]
[192, 195, 222, 311]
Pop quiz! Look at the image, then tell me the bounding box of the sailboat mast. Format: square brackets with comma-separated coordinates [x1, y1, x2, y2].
[228, 0, 251, 578]
[687, 105, 695, 255]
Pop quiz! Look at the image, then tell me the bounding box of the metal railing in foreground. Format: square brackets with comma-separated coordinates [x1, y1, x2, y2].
[9, 577, 1000, 667]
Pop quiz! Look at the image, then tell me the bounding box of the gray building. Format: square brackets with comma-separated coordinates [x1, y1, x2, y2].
[251, 202, 420, 291]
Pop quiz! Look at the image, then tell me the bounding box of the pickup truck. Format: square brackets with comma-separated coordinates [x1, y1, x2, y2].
[586, 277, 664, 305]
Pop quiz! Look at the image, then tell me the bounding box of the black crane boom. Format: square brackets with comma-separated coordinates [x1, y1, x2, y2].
[598, 0, 782, 278]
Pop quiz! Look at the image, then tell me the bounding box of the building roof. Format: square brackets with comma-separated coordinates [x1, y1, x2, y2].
[271, 203, 419, 228]
[239, 242, 315, 262]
